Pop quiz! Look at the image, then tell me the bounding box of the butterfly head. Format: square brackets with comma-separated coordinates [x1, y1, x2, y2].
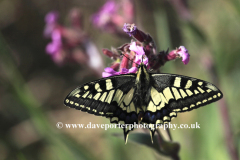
[136, 62, 149, 83]
[137, 62, 147, 71]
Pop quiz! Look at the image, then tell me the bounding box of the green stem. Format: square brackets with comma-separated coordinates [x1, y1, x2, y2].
[0, 32, 96, 160]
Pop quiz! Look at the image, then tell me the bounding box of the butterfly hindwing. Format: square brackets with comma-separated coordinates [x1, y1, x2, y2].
[151, 73, 223, 112]
[139, 73, 223, 137]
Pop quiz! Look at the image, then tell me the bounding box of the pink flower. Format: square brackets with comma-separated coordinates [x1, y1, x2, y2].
[166, 46, 190, 65]
[91, 0, 134, 31]
[176, 46, 190, 65]
[92, 1, 118, 28]
[166, 50, 177, 61]
[45, 30, 62, 55]
[122, 0, 134, 23]
[45, 11, 59, 24]
[123, 23, 137, 36]
[129, 42, 148, 65]
[122, 67, 138, 74]
[102, 67, 138, 77]
[102, 67, 119, 77]
[44, 11, 59, 38]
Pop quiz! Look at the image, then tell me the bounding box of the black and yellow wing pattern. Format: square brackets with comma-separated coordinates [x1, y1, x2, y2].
[64, 63, 223, 143]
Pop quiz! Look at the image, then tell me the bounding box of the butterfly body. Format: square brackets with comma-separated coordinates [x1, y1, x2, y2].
[64, 63, 223, 143]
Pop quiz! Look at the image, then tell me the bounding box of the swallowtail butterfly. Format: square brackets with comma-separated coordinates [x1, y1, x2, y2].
[64, 63, 223, 143]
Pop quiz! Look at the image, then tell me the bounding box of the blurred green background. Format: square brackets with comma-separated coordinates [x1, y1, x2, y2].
[0, 0, 239, 160]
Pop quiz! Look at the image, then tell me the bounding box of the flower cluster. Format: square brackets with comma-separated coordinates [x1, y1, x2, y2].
[44, 9, 104, 76]
[102, 23, 190, 77]
[44, 11, 64, 64]
[91, 0, 134, 33]
[44, 2, 189, 78]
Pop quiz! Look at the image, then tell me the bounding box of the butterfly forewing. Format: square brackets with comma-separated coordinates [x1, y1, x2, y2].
[64, 74, 140, 123]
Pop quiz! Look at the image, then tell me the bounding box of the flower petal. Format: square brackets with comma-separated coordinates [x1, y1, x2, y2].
[120, 68, 129, 74]
[123, 23, 137, 36]
[143, 56, 148, 65]
[45, 11, 59, 24]
[52, 30, 61, 42]
[135, 55, 142, 64]
[135, 54, 148, 65]
[177, 46, 190, 65]
[102, 67, 119, 77]
[100, 1, 117, 14]
[129, 42, 145, 55]
[128, 67, 138, 73]
[102, 72, 113, 78]
[104, 67, 117, 73]
[91, 0, 117, 27]
[46, 42, 61, 54]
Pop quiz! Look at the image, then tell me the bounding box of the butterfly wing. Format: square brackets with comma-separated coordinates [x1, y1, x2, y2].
[141, 73, 223, 135]
[64, 71, 223, 143]
[64, 74, 141, 143]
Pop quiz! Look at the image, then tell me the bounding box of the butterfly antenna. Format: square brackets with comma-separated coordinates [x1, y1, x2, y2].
[120, 52, 139, 67]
